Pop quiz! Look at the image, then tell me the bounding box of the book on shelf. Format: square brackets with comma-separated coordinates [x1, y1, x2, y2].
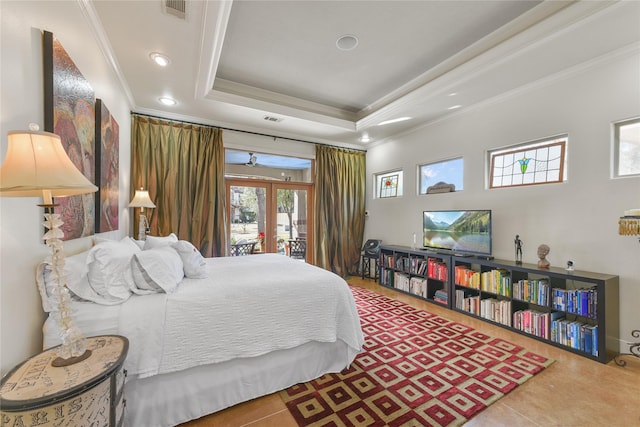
[454, 265, 480, 289]
[514, 279, 549, 306]
[513, 309, 549, 339]
[427, 258, 448, 281]
[550, 317, 598, 357]
[455, 290, 480, 315]
[480, 298, 511, 326]
[394, 272, 410, 292]
[552, 286, 597, 318]
[409, 276, 427, 298]
[480, 269, 511, 296]
[433, 289, 448, 304]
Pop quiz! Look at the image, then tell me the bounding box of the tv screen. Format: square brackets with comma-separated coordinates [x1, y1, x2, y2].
[423, 210, 492, 256]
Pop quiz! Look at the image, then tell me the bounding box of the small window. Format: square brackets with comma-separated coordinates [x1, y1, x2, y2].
[375, 170, 403, 198]
[613, 117, 640, 177]
[489, 136, 567, 189]
[419, 157, 463, 194]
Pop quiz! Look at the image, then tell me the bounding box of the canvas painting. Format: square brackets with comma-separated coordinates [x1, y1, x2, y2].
[43, 31, 96, 240]
[95, 99, 119, 233]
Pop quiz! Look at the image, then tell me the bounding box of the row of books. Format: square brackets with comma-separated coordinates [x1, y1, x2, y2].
[381, 254, 396, 269]
[551, 317, 599, 356]
[455, 290, 480, 315]
[479, 298, 511, 326]
[513, 309, 551, 339]
[513, 279, 550, 306]
[455, 265, 481, 289]
[384, 254, 449, 280]
[426, 258, 448, 281]
[380, 268, 394, 287]
[408, 276, 427, 298]
[552, 287, 597, 318]
[480, 269, 511, 296]
[393, 272, 411, 293]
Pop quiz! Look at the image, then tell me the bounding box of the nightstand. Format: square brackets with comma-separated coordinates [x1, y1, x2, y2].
[1, 335, 128, 427]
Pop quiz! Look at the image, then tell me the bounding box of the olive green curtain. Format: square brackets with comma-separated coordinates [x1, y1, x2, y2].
[130, 115, 227, 257]
[314, 145, 366, 276]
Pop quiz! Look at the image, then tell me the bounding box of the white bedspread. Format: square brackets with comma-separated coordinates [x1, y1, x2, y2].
[114, 254, 362, 378]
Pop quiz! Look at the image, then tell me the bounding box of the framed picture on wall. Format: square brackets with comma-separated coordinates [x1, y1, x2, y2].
[43, 30, 96, 240]
[95, 99, 119, 233]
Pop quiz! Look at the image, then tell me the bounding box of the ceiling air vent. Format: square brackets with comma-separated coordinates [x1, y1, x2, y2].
[263, 116, 283, 123]
[164, 0, 187, 19]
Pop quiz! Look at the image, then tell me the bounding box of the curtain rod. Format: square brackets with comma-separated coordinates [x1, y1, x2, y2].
[131, 111, 366, 153]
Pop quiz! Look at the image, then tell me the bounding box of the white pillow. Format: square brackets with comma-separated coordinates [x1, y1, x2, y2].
[86, 238, 140, 303]
[131, 246, 184, 294]
[37, 248, 131, 309]
[171, 240, 208, 279]
[144, 233, 178, 250]
[36, 250, 91, 312]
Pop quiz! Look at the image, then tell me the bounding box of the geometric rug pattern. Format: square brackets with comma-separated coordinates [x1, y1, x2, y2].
[280, 286, 554, 426]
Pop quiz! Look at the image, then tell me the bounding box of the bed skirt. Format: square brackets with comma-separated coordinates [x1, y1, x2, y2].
[125, 339, 355, 427]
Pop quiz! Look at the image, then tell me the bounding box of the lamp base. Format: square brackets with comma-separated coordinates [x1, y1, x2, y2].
[51, 349, 92, 367]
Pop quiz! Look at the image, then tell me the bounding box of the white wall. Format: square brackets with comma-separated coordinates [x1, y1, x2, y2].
[365, 49, 640, 352]
[0, 1, 132, 374]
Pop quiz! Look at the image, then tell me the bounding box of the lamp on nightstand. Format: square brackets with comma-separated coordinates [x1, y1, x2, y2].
[0, 126, 98, 366]
[129, 188, 155, 240]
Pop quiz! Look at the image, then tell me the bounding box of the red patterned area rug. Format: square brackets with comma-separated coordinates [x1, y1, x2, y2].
[280, 286, 554, 426]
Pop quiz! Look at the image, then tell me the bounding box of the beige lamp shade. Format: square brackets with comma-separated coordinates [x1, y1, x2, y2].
[0, 131, 97, 203]
[129, 189, 156, 209]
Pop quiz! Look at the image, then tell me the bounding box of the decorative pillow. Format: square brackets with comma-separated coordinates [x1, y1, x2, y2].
[86, 238, 141, 303]
[144, 233, 178, 250]
[130, 246, 184, 294]
[171, 240, 208, 279]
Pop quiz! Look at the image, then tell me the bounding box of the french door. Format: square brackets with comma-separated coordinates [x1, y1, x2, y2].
[226, 179, 313, 261]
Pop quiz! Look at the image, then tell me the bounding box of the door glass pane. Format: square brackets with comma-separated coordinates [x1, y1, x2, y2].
[230, 185, 267, 253]
[276, 188, 307, 258]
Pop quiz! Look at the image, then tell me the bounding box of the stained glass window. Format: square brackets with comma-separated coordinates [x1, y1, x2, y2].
[489, 137, 567, 189]
[375, 170, 403, 198]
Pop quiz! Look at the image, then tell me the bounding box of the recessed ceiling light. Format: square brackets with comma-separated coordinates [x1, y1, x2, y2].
[360, 134, 371, 143]
[448, 92, 457, 97]
[378, 117, 411, 126]
[150, 52, 170, 67]
[448, 105, 462, 110]
[159, 97, 176, 106]
[336, 34, 359, 51]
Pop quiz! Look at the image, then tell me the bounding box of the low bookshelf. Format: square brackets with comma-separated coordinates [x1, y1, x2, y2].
[379, 245, 619, 363]
[380, 245, 451, 308]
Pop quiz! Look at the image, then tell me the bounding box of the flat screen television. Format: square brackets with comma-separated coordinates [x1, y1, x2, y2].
[423, 210, 492, 256]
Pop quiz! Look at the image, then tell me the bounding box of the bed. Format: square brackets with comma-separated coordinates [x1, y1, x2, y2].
[37, 236, 364, 427]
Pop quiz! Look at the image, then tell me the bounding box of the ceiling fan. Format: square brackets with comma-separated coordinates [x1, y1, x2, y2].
[246, 152, 258, 167]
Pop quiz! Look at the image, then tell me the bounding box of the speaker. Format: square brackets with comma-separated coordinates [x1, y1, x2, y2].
[363, 239, 382, 257]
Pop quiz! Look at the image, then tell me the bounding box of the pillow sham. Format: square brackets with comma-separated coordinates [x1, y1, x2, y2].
[130, 246, 184, 294]
[36, 249, 91, 312]
[36, 247, 133, 310]
[86, 238, 141, 303]
[144, 233, 178, 250]
[171, 240, 208, 279]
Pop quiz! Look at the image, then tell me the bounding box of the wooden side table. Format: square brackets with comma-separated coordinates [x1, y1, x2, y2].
[1, 335, 128, 427]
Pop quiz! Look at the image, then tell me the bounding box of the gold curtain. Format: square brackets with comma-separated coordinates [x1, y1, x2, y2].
[130, 115, 227, 257]
[314, 145, 366, 276]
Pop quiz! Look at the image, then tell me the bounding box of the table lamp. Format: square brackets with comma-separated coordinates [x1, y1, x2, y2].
[129, 188, 155, 240]
[0, 126, 98, 366]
